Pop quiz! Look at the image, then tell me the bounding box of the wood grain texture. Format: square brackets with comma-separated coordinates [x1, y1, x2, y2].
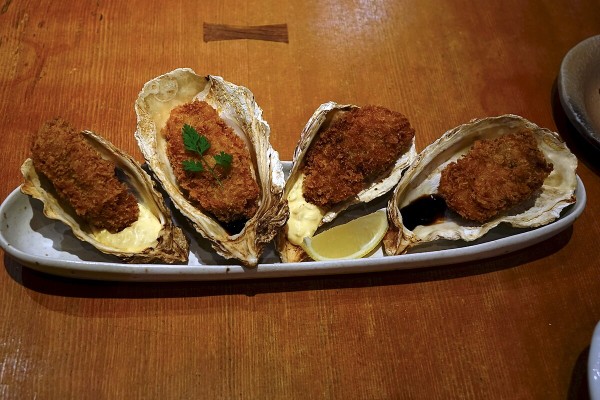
[1, 0, 600, 399]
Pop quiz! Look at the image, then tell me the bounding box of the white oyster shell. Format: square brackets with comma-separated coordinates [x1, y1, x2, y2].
[384, 114, 578, 255]
[277, 101, 417, 263]
[135, 68, 288, 267]
[21, 131, 189, 264]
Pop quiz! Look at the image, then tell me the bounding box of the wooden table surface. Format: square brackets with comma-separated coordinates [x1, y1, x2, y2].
[1, 1, 599, 398]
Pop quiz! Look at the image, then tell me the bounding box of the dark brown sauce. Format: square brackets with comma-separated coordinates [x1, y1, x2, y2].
[221, 219, 248, 235]
[400, 194, 448, 230]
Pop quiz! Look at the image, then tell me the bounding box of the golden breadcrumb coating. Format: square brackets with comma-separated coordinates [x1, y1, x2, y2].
[302, 105, 415, 208]
[438, 130, 553, 223]
[31, 118, 139, 233]
[164, 100, 260, 224]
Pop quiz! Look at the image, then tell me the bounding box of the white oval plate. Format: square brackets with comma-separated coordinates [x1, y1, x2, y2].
[590, 321, 600, 400]
[558, 35, 600, 150]
[0, 162, 587, 281]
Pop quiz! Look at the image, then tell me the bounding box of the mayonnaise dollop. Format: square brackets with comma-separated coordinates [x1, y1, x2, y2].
[92, 203, 161, 252]
[286, 174, 325, 246]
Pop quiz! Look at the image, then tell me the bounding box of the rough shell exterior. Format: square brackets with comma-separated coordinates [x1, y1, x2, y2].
[20, 131, 189, 264]
[135, 68, 288, 267]
[277, 101, 417, 263]
[384, 114, 578, 255]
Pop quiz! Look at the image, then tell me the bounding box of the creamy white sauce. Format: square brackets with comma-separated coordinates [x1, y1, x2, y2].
[92, 204, 161, 252]
[286, 174, 325, 246]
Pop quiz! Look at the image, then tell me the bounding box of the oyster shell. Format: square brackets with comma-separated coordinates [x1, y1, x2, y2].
[21, 130, 189, 264]
[384, 114, 578, 255]
[277, 102, 417, 263]
[135, 68, 288, 267]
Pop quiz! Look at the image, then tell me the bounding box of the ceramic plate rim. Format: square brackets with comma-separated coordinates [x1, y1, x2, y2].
[558, 34, 600, 150]
[589, 320, 600, 400]
[0, 174, 586, 281]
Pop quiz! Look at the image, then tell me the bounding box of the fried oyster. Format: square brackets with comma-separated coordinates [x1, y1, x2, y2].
[135, 68, 288, 267]
[384, 115, 577, 255]
[164, 100, 260, 225]
[31, 118, 140, 233]
[302, 105, 415, 208]
[438, 130, 553, 223]
[21, 118, 189, 263]
[277, 102, 417, 263]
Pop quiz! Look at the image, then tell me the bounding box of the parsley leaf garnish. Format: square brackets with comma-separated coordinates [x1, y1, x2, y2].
[181, 124, 232, 187]
[214, 151, 233, 169]
[182, 160, 204, 172]
[183, 124, 210, 154]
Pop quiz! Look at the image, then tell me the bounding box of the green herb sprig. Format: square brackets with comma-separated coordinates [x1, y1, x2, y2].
[182, 124, 233, 186]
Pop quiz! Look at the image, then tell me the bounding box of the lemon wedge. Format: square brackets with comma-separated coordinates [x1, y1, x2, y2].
[301, 210, 388, 261]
